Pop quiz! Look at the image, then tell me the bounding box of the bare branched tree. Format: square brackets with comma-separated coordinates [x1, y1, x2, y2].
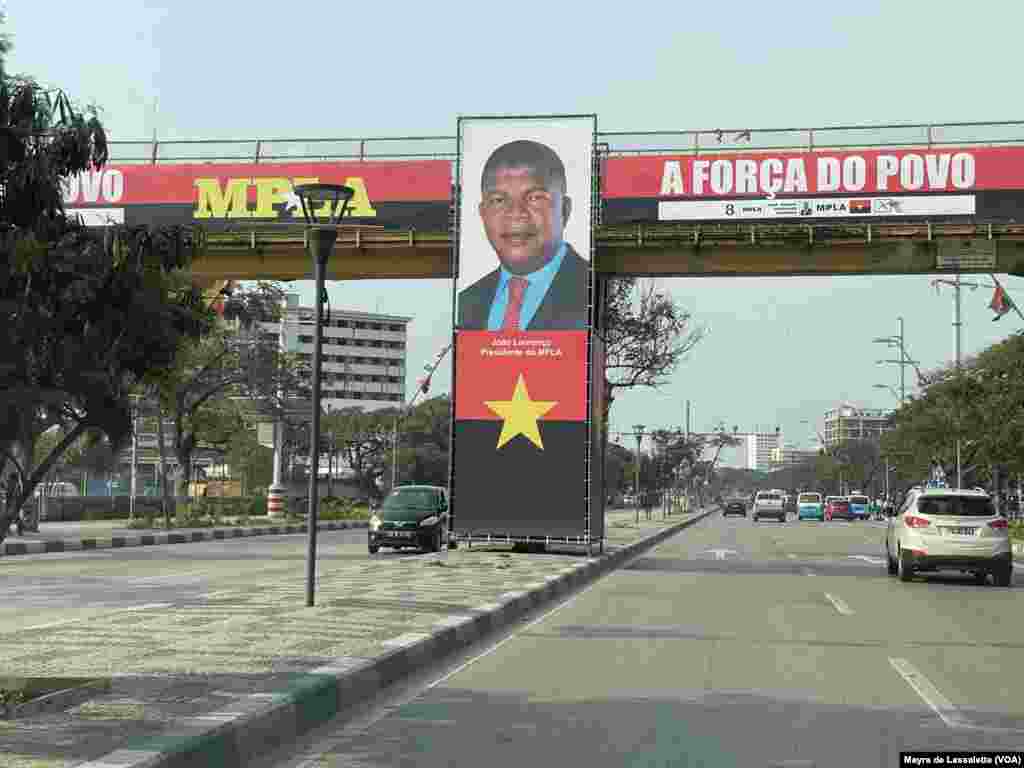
[599, 277, 707, 430]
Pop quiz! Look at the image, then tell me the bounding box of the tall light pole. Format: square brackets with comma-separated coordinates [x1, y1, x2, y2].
[872, 317, 920, 407]
[325, 404, 333, 498]
[930, 276, 998, 489]
[872, 383, 900, 401]
[632, 425, 646, 523]
[293, 183, 355, 608]
[129, 394, 141, 521]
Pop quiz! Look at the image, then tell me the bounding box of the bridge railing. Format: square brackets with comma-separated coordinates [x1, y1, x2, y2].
[601, 119, 1024, 156]
[106, 119, 1024, 165]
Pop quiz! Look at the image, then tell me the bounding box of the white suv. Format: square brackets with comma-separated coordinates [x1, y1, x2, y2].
[885, 486, 1012, 586]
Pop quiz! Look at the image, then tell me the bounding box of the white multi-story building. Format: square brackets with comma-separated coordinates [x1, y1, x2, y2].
[112, 295, 411, 489]
[822, 402, 891, 448]
[744, 431, 782, 472]
[769, 443, 820, 469]
[261, 294, 411, 412]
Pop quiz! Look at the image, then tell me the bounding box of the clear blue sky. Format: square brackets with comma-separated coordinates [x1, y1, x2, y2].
[7, 0, 1022, 467]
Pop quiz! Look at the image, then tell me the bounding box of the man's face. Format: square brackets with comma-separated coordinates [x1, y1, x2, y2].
[479, 166, 571, 275]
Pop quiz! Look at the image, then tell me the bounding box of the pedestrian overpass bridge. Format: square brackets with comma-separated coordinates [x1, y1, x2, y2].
[84, 119, 1024, 301]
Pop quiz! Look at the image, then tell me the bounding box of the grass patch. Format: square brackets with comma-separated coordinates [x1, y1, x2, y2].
[1009, 520, 1024, 541]
[0, 677, 110, 718]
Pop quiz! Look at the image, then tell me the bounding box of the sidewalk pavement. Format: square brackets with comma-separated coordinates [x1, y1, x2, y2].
[2, 518, 367, 557]
[0, 506, 714, 768]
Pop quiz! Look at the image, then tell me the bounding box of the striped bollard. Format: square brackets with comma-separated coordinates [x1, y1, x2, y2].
[267, 483, 286, 518]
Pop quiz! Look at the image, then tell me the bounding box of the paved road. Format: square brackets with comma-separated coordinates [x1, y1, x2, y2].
[0, 527, 422, 632]
[258, 511, 1024, 768]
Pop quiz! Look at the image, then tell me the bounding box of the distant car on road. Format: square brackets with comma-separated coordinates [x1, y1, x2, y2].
[797, 492, 825, 521]
[34, 481, 79, 498]
[885, 486, 1012, 586]
[825, 497, 852, 521]
[723, 497, 748, 517]
[753, 490, 786, 523]
[368, 485, 450, 555]
[847, 493, 870, 521]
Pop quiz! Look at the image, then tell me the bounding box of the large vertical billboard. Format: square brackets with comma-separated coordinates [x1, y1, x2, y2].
[452, 115, 596, 541]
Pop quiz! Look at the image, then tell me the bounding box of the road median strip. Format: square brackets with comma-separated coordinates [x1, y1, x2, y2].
[73, 506, 716, 768]
[1, 520, 368, 557]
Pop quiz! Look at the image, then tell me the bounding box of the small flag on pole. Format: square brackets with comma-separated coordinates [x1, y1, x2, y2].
[989, 284, 1014, 321]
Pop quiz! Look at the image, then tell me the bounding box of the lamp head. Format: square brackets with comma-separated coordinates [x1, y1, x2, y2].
[292, 183, 355, 226]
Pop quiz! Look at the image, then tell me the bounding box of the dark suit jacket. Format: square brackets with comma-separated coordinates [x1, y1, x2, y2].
[457, 245, 590, 331]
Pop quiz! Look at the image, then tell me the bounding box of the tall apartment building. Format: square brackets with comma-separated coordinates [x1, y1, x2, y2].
[744, 431, 782, 472]
[260, 294, 412, 412]
[769, 444, 820, 469]
[110, 295, 412, 490]
[822, 402, 891, 448]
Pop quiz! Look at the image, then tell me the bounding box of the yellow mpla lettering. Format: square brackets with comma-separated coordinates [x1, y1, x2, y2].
[252, 178, 293, 218]
[194, 178, 250, 219]
[343, 177, 376, 217]
[305, 176, 378, 218]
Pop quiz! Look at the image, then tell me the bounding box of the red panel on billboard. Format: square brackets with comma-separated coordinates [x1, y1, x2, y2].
[61, 160, 452, 206]
[603, 146, 1024, 198]
[455, 330, 587, 422]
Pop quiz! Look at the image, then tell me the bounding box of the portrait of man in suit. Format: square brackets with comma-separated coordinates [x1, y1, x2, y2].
[457, 139, 589, 331]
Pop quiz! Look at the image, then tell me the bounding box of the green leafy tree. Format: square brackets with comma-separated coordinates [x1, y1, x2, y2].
[396, 395, 451, 488]
[0, 29, 210, 541]
[322, 406, 392, 500]
[604, 441, 633, 497]
[225, 424, 273, 497]
[146, 281, 310, 498]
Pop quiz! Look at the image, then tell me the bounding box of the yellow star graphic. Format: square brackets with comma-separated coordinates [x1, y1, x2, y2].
[484, 374, 558, 450]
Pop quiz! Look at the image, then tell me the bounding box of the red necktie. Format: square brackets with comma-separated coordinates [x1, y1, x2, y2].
[501, 277, 528, 331]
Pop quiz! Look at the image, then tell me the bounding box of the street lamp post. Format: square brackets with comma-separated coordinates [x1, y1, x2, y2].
[872, 317, 919, 407]
[633, 425, 645, 524]
[129, 394, 141, 521]
[325, 404, 333, 498]
[930, 276, 997, 490]
[292, 183, 355, 608]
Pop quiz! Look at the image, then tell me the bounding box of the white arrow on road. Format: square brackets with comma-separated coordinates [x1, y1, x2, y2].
[702, 548, 738, 561]
[848, 555, 886, 565]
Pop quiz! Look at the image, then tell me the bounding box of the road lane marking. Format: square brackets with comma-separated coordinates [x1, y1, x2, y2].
[848, 555, 886, 565]
[702, 548, 736, 560]
[824, 593, 854, 616]
[889, 657, 971, 729]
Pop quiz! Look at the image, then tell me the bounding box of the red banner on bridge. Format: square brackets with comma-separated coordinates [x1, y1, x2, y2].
[61, 160, 453, 230]
[603, 145, 1024, 223]
[603, 146, 1024, 198]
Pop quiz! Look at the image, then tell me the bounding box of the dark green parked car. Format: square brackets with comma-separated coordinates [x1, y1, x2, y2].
[368, 485, 450, 554]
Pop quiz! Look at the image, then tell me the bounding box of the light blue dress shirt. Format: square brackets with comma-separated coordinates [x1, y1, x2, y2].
[485, 242, 567, 331]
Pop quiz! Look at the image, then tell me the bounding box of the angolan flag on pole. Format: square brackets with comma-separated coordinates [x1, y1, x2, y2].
[989, 284, 1014, 321]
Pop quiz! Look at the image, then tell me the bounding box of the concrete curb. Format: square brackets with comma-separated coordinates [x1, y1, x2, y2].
[1, 520, 368, 557]
[78, 507, 716, 768]
[7, 678, 112, 720]
[1013, 540, 1023, 556]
